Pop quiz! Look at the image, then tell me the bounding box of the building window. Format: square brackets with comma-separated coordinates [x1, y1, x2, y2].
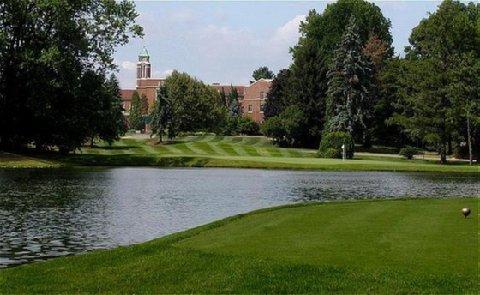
[260, 91, 267, 99]
[248, 104, 252, 112]
[260, 103, 265, 113]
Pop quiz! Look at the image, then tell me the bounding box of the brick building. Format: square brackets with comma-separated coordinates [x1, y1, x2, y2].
[121, 48, 272, 124]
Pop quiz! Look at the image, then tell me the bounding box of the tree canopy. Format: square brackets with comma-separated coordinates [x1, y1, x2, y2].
[287, 0, 392, 147]
[0, 0, 142, 152]
[252, 66, 274, 81]
[391, 0, 480, 163]
[150, 71, 227, 139]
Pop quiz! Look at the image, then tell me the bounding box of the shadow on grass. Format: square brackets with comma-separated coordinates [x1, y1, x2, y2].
[89, 145, 138, 150]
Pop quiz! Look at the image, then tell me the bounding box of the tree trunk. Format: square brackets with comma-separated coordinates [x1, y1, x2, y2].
[90, 136, 94, 148]
[440, 144, 447, 164]
[158, 131, 163, 143]
[467, 116, 473, 166]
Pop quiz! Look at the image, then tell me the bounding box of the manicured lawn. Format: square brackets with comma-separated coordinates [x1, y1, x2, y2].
[0, 198, 477, 293]
[0, 136, 478, 173]
[0, 152, 59, 168]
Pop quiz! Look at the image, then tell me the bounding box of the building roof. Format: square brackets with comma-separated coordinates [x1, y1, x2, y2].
[120, 89, 135, 101]
[249, 78, 273, 86]
[211, 85, 246, 95]
[139, 46, 150, 58]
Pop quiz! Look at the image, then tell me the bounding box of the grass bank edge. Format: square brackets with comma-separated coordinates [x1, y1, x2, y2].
[1, 152, 479, 173]
[2, 196, 478, 266]
[54, 153, 480, 173]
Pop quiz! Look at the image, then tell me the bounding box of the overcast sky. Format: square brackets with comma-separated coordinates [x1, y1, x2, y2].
[114, 1, 443, 89]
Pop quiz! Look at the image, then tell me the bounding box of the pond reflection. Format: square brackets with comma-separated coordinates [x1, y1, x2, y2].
[0, 168, 478, 267]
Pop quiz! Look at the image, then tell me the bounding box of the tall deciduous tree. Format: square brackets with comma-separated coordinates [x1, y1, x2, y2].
[393, 0, 480, 164]
[252, 66, 274, 81]
[390, 59, 456, 164]
[150, 86, 174, 142]
[448, 53, 480, 164]
[96, 75, 127, 145]
[326, 17, 374, 143]
[150, 71, 227, 138]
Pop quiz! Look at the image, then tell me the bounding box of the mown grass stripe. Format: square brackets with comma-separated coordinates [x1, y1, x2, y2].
[205, 142, 230, 156]
[239, 146, 261, 157]
[265, 147, 283, 157]
[172, 143, 196, 154]
[190, 142, 217, 155]
[217, 143, 240, 156]
[156, 144, 184, 155]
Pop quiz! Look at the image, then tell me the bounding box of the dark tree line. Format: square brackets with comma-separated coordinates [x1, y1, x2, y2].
[0, 0, 142, 153]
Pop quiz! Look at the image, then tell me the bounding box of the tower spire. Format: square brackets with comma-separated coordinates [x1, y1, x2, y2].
[137, 46, 151, 79]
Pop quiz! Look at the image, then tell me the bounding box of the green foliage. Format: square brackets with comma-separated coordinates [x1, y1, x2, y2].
[287, 0, 392, 147]
[326, 16, 374, 140]
[129, 91, 144, 131]
[0, 0, 142, 152]
[150, 87, 174, 142]
[318, 131, 355, 159]
[399, 147, 421, 160]
[392, 0, 480, 164]
[447, 53, 480, 162]
[228, 86, 240, 117]
[261, 106, 305, 147]
[150, 71, 227, 139]
[252, 66, 274, 81]
[263, 69, 292, 119]
[406, 0, 479, 60]
[222, 117, 260, 136]
[95, 75, 128, 145]
[237, 117, 260, 135]
[373, 58, 411, 147]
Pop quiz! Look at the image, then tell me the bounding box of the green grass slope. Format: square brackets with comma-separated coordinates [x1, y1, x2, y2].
[1, 198, 477, 293]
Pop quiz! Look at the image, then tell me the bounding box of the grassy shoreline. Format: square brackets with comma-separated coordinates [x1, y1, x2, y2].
[1, 153, 479, 173]
[1, 136, 478, 173]
[1, 197, 477, 293]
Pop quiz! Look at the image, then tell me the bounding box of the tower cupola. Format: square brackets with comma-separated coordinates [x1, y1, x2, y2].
[137, 46, 151, 79]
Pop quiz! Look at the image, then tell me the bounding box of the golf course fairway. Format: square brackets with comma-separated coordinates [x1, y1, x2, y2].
[0, 197, 477, 293]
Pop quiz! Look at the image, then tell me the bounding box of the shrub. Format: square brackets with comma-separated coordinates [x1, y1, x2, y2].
[318, 131, 355, 159]
[221, 117, 239, 136]
[399, 146, 421, 160]
[261, 106, 304, 147]
[222, 117, 260, 136]
[237, 117, 260, 135]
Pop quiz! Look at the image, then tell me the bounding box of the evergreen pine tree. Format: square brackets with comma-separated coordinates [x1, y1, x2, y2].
[228, 86, 240, 117]
[326, 16, 374, 139]
[129, 91, 144, 131]
[150, 87, 174, 142]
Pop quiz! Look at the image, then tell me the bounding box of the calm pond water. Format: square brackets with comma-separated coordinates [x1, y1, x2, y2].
[0, 168, 478, 267]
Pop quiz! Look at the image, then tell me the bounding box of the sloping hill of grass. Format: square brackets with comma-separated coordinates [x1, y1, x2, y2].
[1, 136, 478, 172]
[1, 198, 477, 293]
[83, 135, 315, 158]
